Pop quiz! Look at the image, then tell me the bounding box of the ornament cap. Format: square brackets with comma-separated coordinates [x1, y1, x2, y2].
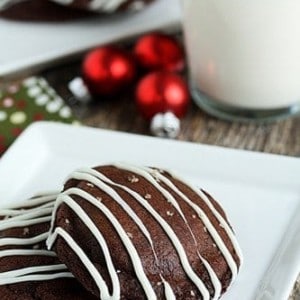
[150, 111, 180, 139]
[68, 77, 91, 104]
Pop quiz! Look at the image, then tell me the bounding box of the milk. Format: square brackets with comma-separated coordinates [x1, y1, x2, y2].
[182, 0, 300, 109]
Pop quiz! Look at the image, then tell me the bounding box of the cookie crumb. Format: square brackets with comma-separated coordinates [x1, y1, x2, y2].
[203, 227, 207, 232]
[127, 232, 133, 239]
[86, 182, 94, 188]
[190, 290, 195, 297]
[128, 175, 139, 183]
[96, 197, 102, 202]
[65, 219, 70, 224]
[23, 227, 29, 235]
[116, 270, 121, 274]
[166, 211, 174, 217]
[192, 214, 197, 219]
[144, 194, 152, 200]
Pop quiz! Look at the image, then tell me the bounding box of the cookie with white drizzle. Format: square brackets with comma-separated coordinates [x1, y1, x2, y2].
[47, 164, 243, 300]
[0, 192, 97, 300]
[0, 0, 155, 18]
[50, 0, 155, 13]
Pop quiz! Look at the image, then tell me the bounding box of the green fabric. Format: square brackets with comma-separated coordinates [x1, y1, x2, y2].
[0, 76, 77, 155]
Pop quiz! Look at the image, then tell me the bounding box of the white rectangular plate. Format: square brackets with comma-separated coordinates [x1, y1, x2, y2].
[0, 0, 181, 79]
[0, 121, 300, 300]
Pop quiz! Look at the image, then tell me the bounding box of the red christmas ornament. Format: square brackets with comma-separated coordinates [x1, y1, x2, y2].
[136, 71, 189, 119]
[82, 46, 136, 96]
[135, 71, 190, 138]
[134, 33, 185, 72]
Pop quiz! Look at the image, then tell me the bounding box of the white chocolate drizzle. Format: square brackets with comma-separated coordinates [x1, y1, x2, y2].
[47, 165, 243, 300]
[51, 0, 132, 12]
[0, 232, 49, 246]
[161, 277, 176, 300]
[76, 168, 210, 299]
[48, 187, 157, 300]
[0, 192, 74, 286]
[140, 166, 240, 277]
[111, 164, 232, 295]
[0, 216, 52, 231]
[48, 194, 121, 300]
[168, 170, 243, 263]
[89, 0, 128, 12]
[114, 164, 227, 299]
[48, 226, 115, 299]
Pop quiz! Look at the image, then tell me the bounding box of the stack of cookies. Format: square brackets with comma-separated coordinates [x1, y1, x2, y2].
[0, 164, 243, 299]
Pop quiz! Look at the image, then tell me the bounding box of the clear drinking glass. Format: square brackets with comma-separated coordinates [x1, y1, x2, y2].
[182, 0, 300, 122]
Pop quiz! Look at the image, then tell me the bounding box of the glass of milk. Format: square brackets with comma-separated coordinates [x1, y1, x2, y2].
[182, 0, 300, 121]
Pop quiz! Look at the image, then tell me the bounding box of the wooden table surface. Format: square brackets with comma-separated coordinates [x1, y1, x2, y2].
[40, 58, 300, 299]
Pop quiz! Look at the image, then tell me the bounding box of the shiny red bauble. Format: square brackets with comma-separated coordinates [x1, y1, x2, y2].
[134, 33, 185, 72]
[82, 46, 136, 96]
[135, 71, 190, 120]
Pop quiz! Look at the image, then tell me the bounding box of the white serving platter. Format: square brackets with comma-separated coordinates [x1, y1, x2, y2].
[0, 121, 299, 300]
[0, 0, 181, 80]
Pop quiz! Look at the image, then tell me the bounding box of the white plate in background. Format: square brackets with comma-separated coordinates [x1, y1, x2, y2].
[0, 0, 181, 79]
[0, 121, 299, 300]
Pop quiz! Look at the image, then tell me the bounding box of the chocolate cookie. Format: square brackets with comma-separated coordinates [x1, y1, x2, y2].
[0, 0, 96, 22]
[0, 193, 96, 300]
[50, 0, 155, 13]
[47, 164, 243, 299]
[0, 0, 155, 21]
